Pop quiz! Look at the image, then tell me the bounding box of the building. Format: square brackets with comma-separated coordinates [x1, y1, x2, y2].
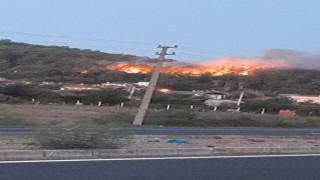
[60, 82, 128, 91]
[60, 84, 100, 91]
[205, 92, 227, 100]
[279, 109, 296, 117]
[101, 82, 128, 90]
[134, 82, 149, 87]
[280, 94, 320, 104]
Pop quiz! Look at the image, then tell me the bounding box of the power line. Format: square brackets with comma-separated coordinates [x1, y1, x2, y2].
[0, 39, 152, 54]
[0, 30, 244, 60]
[0, 30, 158, 46]
[0, 30, 240, 56]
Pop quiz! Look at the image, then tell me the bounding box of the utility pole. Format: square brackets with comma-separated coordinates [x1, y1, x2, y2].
[133, 45, 177, 125]
[236, 92, 244, 107]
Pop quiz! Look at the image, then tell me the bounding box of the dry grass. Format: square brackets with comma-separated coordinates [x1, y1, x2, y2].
[0, 135, 36, 150]
[0, 104, 137, 127]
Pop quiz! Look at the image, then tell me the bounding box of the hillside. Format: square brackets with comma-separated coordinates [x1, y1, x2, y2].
[1, 40, 320, 95]
[0, 40, 151, 83]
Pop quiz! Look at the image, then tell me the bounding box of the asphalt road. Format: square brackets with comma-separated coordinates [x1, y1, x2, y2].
[1, 127, 320, 136]
[1, 155, 320, 180]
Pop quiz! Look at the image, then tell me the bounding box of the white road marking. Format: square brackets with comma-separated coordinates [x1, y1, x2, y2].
[118, 128, 265, 131]
[1, 154, 320, 164]
[117, 128, 319, 131]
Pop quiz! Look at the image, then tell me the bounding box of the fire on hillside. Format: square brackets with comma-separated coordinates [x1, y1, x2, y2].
[105, 58, 284, 76]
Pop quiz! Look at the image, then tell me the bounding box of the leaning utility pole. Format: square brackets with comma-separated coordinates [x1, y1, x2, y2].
[133, 45, 177, 125]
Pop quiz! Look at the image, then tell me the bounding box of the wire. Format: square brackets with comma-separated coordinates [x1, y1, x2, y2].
[0, 30, 243, 60]
[0, 30, 158, 46]
[0, 39, 152, 54]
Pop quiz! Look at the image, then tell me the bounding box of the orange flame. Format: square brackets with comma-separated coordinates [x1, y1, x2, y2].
[106, 58, 284, 76]
[76, 69, 89, 74]
[157, 88, 172, 93]
[106, 63, 151, 74]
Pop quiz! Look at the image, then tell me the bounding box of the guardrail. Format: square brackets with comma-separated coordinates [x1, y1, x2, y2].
[1, 147, 320, 161]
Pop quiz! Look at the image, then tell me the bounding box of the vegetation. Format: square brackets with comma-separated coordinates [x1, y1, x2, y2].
[89, 108, 320, 128]
[144, 110, 320, 128]
[0, 40, 150, 83]
[35, 127, 122, 149]
[0, 115, 35, 127]
[158, 69, 320, 95]
[0, 84, 129, 105]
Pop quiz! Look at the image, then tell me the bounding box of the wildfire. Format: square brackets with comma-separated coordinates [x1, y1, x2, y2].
[76, 69, 89, 74]
[106, 58, 283, 76]
[106, 63, 151, 74]
[157, 88, 172, 93]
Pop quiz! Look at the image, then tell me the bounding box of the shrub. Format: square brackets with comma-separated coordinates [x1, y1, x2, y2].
[35, 127, 121, 149]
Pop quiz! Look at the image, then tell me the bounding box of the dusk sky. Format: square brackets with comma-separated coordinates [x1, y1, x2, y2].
[1, 0, 320, 62]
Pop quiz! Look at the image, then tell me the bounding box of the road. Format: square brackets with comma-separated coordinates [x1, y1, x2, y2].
[1, 127, 320, 136]
[1, 155, 320, 180]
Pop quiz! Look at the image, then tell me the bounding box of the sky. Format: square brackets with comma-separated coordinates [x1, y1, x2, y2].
[1, 0, 320, 62]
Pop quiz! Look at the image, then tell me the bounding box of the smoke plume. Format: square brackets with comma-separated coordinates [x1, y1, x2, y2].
[260, 49, 320, 69]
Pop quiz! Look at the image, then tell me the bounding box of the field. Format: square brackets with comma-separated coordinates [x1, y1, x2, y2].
[1, 103, 320, 150]
[0, 104, 137, 127]
[1, 104, 320, 128]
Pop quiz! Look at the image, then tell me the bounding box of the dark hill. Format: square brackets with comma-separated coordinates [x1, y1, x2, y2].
[0, 40, 151, 83]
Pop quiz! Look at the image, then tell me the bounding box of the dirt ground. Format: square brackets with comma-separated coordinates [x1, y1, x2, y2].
[0, 136, 36, 150]
[1, 135, 320, 150]
[124, 135, 320, 149]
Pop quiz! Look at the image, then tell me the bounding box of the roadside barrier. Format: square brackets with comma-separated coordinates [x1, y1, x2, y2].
[0, 147, 319, 161]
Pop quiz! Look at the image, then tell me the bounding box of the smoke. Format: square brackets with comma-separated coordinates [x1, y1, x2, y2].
[102, 48, 320, 77]
[260, 49, 320, 69]
[167, 48, 320, 70]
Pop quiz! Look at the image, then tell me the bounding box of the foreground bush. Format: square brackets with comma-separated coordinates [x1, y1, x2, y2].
[35, 127, 121, 149]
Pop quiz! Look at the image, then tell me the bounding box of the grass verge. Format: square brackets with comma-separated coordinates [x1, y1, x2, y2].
[143, 110, 320, 128]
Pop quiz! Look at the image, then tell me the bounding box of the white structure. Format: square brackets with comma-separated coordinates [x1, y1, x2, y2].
[128, 87, 136, 99]
[135, 82, 150, 87]
[206, 93, 224, 100]
[280, 94, 320, 104]
[75, 100, 83, 105]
